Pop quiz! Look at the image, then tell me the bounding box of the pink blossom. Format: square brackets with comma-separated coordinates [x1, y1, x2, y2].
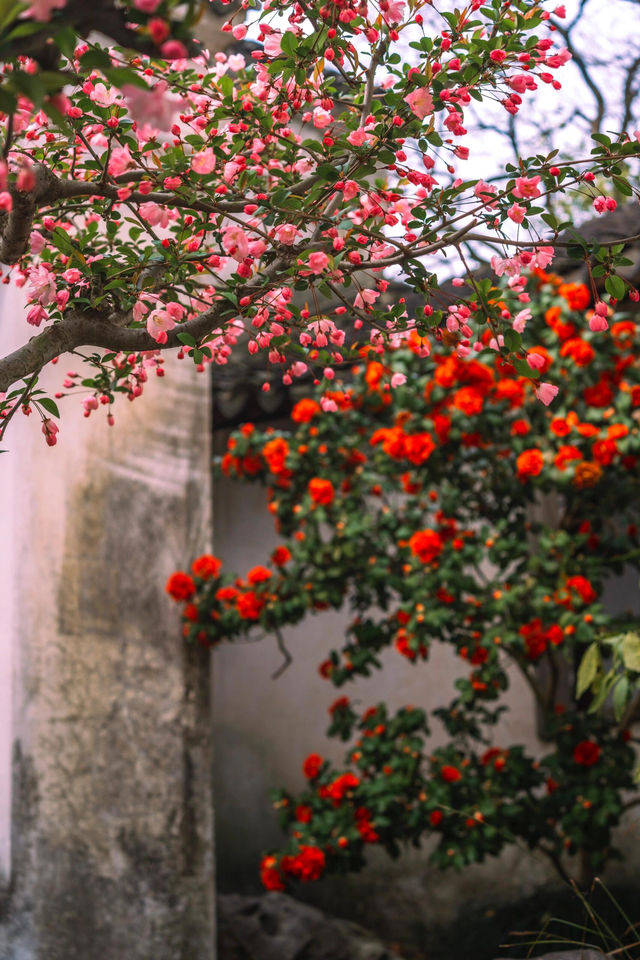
[140, 202, 170, 228]
[123, 81, 178, 131]
[62, 268, 81, 283]
[507, 202, 526, 224]
[491, 255, 521, 278]
[90, 83, 122, 108]
[353, 288, 380, 309]
[312, 108, 333, 129]
[28, 265, 57, 305]
[276, 224, 301, 245]
[222, 225, 250, 262]
[589, 302, 609, 331]
[0, 192, 11, 211]
[108, 146, 133, 177]
[535, 382, 559, 405]
[530, 246, 555, 269]
[16, 163, 36, 192]
[134, 0, 161, 10]
[589, 314, 608, 332]
[42, 418, 59, 446]
[404, 87, 434, 120]
[30, 231, 45, 254]
[592, 195, 617, 215]
[160, 40, 187, 60]
[390, 372, 407, 387]
[526, 351, 545, 370]
[381, 0, 405, 23]
[512, 308, 531, 333]
[191, 149, 216, 175]
[232, 24, 248, 40]
[307, 252, 330, 274]
[474, 180, 497, 207]
[512, 175, 541, 199]
[25, 0, 66, 20]
[263, 32, 283, 57]
[146, 308, 176, 344]
[347, 127, 368, 147]
[26, 305, 48, 326]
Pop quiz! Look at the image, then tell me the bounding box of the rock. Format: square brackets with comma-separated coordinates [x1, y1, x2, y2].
[218, 892, 407, 960]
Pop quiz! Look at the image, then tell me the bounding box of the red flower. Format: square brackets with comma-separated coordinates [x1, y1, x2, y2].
[325, 772, 360, 802]
[329, 696, 350, 715]
[404, 431, 436, 465]
[191, 554, 222, 579]
[260, 856, 285, 891]
[295, 805, 313, 823]
[272, 546, 291, 566]
[592, 438, 617, 466]
[236, 591, 264, 619]
[429, 809, 443, 826]
[308, 477, 335, 505]
[303, 753, 324, 779]
[573, 740, 601, 766]
[558, 282, 590, 310]
[247, 565, 273, 585]
[284, 845, 326, 882]
[566, 576, 597, 604]
[263, 436, 290, 474]
[560, 337, 595, 367]
[356, 818, 380, 843]
[291, 398, 321, 423]
[440, 765, 462, 783]
[409, 528, 444, 564]
[165, 571, 196, 602]
[516, 448, 544, 478]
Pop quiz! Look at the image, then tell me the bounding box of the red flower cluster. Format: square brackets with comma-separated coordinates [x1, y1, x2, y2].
[409, 528, 444, 564]
[573, 740, 601, 766]
[191, 554, 222, 579]
[440, 765, 462, 783]
[519, 618, 563, 659]
[303, 753, 324, 779]
[308, 477, 335, 505]
[165, 571, 196, 601]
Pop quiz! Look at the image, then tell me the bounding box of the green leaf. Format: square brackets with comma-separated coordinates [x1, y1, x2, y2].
[605, 275, 626, 300]
[576, 642, 601, 698]
[621, 632, 640, 672]
[280, 31, 298, 56]
[177, 331, 197, 347]
[37, 396, 60, 418]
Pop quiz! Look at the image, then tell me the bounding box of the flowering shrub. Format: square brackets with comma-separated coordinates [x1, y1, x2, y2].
[169, 270, 640, 889]
[0, 0, 639, 446]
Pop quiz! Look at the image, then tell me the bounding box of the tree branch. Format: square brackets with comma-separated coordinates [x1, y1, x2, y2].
[0, 305, 232, 394]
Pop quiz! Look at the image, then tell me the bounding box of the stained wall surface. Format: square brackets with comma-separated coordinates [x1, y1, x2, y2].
[0, 285, 216, 960]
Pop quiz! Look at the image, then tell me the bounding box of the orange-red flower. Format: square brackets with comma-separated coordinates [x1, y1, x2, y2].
[308, 477, 335, 505]
[440, 765, 462, 783]
[263, 436, 290, 474]
[191, 554, 222, 579]
[409, 529, 444, 564]
[303, 753, 324, 779]
[166, 571, 196, 602]
[516, 448, 544, 478]
[291, 398, 321, 423]
[558, 282, 590, 310]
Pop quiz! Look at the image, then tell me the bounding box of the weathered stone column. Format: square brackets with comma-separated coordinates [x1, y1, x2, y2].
[0, 295, 215, 959]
